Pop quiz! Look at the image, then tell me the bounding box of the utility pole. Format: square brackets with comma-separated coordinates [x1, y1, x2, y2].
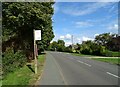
[71, 35, 74, 50]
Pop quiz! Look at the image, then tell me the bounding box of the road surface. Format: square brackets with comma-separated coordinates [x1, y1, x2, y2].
[38, 51, 119, 86]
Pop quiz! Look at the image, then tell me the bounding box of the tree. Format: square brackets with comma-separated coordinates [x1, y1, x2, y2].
[57, 40, 65, 52]
[48, 40, 66, 52]
[64, 45, 72, 53]
[2, 2, 54, 60]
[74, 43, 81, 53]
[95, 33, 110, 46]
[79, 40, 106, 56]
[95, 33, 118, 51]
[107, 36, 120, 51]
[48, 41, 58, 51]
[80, 41, 92, 55]
[57, 40, 65, 46]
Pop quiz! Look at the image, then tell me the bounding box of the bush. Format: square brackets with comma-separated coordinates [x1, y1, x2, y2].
[64, 47, 72, 53]
[2, 47, 27, 78]
[104, 50, 120, 57]
[81, 48, 91, 55]
[112, 51, 120, 57]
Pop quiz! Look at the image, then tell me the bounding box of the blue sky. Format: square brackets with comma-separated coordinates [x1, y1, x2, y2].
[52, 2, 118, 46]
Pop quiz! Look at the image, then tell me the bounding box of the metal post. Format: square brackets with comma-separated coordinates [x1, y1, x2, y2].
[34, 29, 37, 74]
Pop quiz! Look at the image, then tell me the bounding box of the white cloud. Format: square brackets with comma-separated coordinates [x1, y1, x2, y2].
[66, 34, 71, 39]
[114, 24, 118, 28]
[59, 34, 72, 46]
[76, 38, 82, 43]
[75, 21, 93, 27]
[65, 42, 72, 46]
[62, 2, 112, 16]
[82, 36, 94, 41]
[56, 34, 94, 46]
[60, 34, 72, 40]
[60, 36, 65, 39]
[69, 36, 94, 45]
[108, 24, 118, 30]
[94, 33, 99, 37]
[77, 38, 81, 41]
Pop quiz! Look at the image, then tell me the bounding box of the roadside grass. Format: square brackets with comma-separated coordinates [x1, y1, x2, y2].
[2, 54, 46, 86]
[70, 52, 120, 65]
[71, 53, 100, 57]
[92, 58, 120, 65]
[0, 80, 2, 87]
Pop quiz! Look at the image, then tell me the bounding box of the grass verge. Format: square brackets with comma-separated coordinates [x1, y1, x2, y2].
[2, 54, 46, 86]
[92, 58, 120, 65]
[71, 53, 99, 57]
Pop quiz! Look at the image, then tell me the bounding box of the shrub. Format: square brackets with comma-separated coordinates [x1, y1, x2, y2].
[104, 50, 120, 57]
[112, 51, 120, 57]
[2, 47, 27, 78]
[81, 48, 91, 55]
[64, 47, 72, 53]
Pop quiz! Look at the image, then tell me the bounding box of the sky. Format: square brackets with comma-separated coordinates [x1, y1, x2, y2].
[52, 2, 118, 46]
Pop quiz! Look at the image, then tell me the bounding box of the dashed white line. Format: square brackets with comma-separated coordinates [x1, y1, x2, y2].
[67, 57, 92, 67]
[83, 62, 92, 67]
[77, 60, 91, 67]
[106, 72, 120, 78]
[77, 60, 84, 63]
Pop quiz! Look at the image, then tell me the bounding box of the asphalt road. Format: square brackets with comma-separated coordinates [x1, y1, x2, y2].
[39, 51, 119, 86]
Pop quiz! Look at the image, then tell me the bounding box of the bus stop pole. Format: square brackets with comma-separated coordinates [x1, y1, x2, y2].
[34, 29, 37, 74]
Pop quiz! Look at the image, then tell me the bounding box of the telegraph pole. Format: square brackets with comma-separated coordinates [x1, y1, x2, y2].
[71, 35, 74, 50]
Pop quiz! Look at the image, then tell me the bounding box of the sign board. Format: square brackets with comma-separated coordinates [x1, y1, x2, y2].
[35, 30, 41, 40]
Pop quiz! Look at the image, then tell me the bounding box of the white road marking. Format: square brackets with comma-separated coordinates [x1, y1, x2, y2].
[106, 72, 120, 78]
[77, 60, 84, 63]
[77, 60, 91, 67]
[83, 62, 92, 67]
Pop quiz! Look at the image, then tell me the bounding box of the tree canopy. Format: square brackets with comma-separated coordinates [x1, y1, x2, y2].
[48, 40, 65, 52]
[2, 2, 54, 59]
[95, 33, 118, 51]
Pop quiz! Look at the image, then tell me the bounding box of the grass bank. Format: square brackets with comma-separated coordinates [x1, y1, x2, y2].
[92, 58, 120, 65]
[2, 54, 46, 86]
